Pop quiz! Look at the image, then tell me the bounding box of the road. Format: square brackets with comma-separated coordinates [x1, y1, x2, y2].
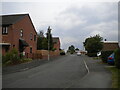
[2, 54, 112, 88]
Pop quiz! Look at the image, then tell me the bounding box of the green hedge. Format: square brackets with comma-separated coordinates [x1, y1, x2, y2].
[101, 51, 113, 63]
[114, 48, 120, 69]
[87, 53, 97, 57]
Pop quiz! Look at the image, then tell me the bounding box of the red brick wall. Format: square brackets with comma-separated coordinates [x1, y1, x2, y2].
[36, 50, 60, 59]
[2, 15, 37, 58]
[53, 39, 60, 51]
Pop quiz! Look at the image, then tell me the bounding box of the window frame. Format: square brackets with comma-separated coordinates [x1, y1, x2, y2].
[20, 29, 23, 37]
[30, 47, 32, 53]
[2, 26, 8, 35]
[30, 33, 33, 40]
[34, 35, 36, 41]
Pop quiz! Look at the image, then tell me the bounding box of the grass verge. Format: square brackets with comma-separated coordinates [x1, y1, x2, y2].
[107, 66, 120, 88]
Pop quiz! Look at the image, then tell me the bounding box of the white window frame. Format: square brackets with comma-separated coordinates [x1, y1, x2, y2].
[20, 29, 23, 37]
[2, 27, 8, 34]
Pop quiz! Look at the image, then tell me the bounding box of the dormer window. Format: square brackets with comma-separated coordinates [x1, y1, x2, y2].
[2, 27, 8, 35]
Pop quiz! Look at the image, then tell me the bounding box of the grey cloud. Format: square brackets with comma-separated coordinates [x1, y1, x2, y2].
[53, 2, 118, 50]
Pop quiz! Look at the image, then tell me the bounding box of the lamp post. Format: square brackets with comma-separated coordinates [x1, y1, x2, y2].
[47, 26, 51, 61]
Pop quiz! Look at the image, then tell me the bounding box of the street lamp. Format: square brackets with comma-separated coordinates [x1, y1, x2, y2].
[47, 26, 51, 61]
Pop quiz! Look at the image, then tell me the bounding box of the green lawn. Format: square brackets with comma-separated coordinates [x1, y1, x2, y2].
[107, 66, 120, 88]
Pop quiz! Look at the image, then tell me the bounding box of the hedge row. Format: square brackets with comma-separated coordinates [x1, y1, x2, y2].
[100, 51, 113, 63]
[114, 48, 120, 69]
[87, 53, 97, 57]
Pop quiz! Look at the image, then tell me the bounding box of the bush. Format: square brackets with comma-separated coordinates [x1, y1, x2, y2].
[100, 51, 113, 63]
[114, 48, 120, 69]
[2, 52, 12, 64]
[52, 48, 56, 51]
[2, 48, 20, 64]
[10, 48, 20, 62]
[87, 53, 97, 57]
[60, 51, 65, 55]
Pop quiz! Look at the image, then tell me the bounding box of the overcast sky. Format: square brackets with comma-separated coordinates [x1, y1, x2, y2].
[1, 0, 118, 51]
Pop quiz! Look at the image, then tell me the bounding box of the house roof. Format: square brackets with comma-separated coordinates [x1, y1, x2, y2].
[53, 37, 59, 43]
[0, 14, 28, 26]
[102, 41, 119, 51]
[0, 13, 37, 34]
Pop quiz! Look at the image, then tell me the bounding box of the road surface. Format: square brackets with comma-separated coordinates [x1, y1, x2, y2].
[2, 54, 112, 88]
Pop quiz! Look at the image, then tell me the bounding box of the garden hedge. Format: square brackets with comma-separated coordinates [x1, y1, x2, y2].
[114, 48, 120, 69]
[101, 50, 113, 63]
[87, 53, 97, 57]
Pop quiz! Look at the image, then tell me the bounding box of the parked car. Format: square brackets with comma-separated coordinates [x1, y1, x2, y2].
[77, 52, 81, 56]
[107, 53, 114, 65]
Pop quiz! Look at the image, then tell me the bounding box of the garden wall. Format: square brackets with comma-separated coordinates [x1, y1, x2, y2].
[35, 50, 60, 59]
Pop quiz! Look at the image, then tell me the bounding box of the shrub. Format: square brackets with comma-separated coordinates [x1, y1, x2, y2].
[10, 48, 20, 62]
[114, 48, 120, 69]
[100, 51, 113, 63]
[2, 48, 20, 64]
[2, 52, 12, 64]
[52, 48, 56, 51]
[19, 53, 24, 59]
[60, 51, 65, 55]
[87, 53, 97, 57]
[70, 51, 74, 54]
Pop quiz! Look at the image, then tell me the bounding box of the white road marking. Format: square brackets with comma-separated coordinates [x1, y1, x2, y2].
[83, 60, 90, 74]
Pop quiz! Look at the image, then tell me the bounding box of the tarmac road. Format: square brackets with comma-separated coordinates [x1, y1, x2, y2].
[2, 54, 112, 88]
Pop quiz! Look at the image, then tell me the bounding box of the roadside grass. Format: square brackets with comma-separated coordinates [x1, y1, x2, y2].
[107, 66, 120, 88]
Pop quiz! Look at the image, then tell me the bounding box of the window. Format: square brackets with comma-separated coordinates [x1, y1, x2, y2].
[34, 35, 36, 41]
[30, 47, 32, 53]
[30, 33, 33, 40]
[2, 27, 8, 34]
[20, 29, 23, 37]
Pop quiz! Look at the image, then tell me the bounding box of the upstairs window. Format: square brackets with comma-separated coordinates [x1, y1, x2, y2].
[30, 47, 32, 53]
[20, 29, 23, 37]
[34, 35, 36, 41]
[30, 33, 33, 40]
[2, 27, 8, 35]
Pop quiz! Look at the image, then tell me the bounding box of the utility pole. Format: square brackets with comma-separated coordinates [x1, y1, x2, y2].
[47, 26, 51, 61]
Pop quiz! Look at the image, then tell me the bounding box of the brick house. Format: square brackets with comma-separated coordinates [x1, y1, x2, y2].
[0, 14, 37, 58]
[102, 41, 119, 51]
[53, 37, 60, 51]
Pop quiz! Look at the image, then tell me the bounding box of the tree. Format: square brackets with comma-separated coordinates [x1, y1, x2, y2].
[37, 31, 44, 50]
[84, 34, 103, 54]
[75, 48, 79, 51]
[46, 26, 53, 50]
[37, 30, 49, 50]
[37, 27, 54, 50]
[68, 45, 75, 54]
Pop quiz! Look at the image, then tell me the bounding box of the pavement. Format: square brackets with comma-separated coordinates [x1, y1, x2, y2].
[2, 54, 112, 88]
[3, 56, 62, 75]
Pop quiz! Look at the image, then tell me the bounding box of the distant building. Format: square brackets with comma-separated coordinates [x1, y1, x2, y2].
[53, 37, 60, 51]
[0, 14, 37, 58]
[102, 41, 119, 51]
